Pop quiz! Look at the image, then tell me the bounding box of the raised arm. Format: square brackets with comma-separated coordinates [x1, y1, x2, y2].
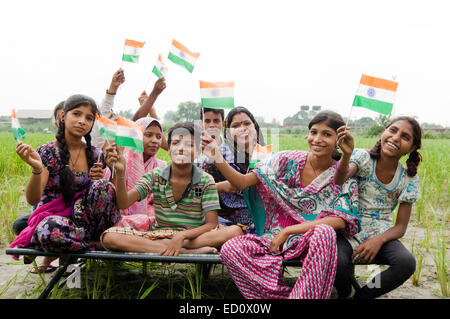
[335, 125, 357, 185]
[201, 132, 259, 190]
[132, 77, 166, 121]
[16, 142, 49, 205]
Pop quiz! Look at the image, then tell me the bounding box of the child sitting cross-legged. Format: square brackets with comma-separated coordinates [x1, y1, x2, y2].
[101, 122, 220, 255]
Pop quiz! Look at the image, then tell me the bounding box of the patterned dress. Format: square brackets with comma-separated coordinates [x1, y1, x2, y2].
[219, 151, 360, 299]
[30, 142, 121, 253]
[345, 149, 420, 249]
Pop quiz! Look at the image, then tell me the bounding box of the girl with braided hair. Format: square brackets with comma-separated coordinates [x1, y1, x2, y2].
[333, 116, 423, 299]
[12, 95, 121, 271]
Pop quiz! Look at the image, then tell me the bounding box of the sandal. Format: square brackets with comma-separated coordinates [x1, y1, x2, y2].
[30, 262, 59, 274]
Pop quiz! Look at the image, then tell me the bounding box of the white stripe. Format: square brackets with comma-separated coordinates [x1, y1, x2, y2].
[356, 84, 396, 103]
[170, 45, 197, 65]
[155, 60, 168, 76]
[11, 118, 20, 128]
[123, 45, 143, 56]
[200, 87, 234, 99]
[116, 125, 143, 140]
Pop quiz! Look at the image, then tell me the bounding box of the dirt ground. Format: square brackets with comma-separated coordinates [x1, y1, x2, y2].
[0, 218, 446, 299]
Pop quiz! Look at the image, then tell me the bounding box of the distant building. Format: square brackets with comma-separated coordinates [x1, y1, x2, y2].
[16, 109, 53, 119]
[300, 105, 309, 111]
[312, 105, 321, 111]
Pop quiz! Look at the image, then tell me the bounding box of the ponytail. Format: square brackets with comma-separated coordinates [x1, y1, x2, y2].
[369, 139, 382, 160]
[406, 150, 421, 177]
[56, 121, 76, 206]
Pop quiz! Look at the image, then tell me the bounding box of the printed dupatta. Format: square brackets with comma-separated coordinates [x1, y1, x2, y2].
[251, 150, 360, 241]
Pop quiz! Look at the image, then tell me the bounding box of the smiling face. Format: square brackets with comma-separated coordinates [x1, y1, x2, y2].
[168, 133, 195, 165]
[143, 124, 162, 158]
[62, 104, 95, 138]
[380, 120, 416, 159]
[307, 121, 337, 158]
[227, 112, 257, 149]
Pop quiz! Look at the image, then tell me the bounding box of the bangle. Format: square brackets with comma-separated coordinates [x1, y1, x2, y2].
[106, 89, 116, 95]
[335, 162, 349, 177]
[116, 174, 125, 179]
[32, 168, 42, 175]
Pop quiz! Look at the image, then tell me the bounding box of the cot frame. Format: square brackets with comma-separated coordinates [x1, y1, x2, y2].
[5, 247, 361, 299]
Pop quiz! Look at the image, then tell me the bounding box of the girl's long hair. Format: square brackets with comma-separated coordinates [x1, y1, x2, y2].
[56, 94, 99, 206]
[369, 116, 423, 177]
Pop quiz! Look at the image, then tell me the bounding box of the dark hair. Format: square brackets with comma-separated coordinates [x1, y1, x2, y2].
[369, 116, 423, 177]
[167, 121, 201, 150]
[56, 94, 99, 206]
[308, 110, 345, 160]
[224, 106, 265, 146]
[200, 107, 225, 121]
[53, 101, 65, 124]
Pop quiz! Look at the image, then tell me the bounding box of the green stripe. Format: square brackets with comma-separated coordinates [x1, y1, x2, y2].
[99, 127, 116, 140]
[115, 136, 144, 153]
[122, 54, 139, 63]
[201, 97, 234, 109]
[12, 127, 26, 141]
[352, 95, 393, 116]
[152, 66, 163, 78]
[168, 52, 195, 73]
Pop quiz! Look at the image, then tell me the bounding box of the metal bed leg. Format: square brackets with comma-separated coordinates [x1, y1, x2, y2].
[38, 255, 73, 299]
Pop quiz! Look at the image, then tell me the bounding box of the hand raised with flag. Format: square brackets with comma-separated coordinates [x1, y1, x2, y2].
[150, 77, 166, 98]
[336, 125, 354, 157]
[16, 142, 43, 171]
[108, 69, 125, 94]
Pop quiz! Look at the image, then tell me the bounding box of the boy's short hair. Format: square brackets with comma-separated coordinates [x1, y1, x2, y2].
[200, 107, 225, 121]
[167, 121, 201, 150]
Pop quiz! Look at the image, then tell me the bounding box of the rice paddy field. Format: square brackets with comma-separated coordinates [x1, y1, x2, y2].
[0, 132, 448, 299]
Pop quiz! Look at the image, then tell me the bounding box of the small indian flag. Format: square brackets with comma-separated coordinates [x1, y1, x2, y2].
[199, 81, 235, 109]
[115, 116, 144, 154]
[353, 74, 398, 116]
[249, 144, 273, 169]
[11, 109, 26, 141]
[168, 39, 200, 73]
[122, 39, 146, 63]
[96, 114, 117, 140]
[152, 54, 168, 78]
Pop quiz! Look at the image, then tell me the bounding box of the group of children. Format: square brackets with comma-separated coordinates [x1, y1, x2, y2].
[10, 68, 423, 299]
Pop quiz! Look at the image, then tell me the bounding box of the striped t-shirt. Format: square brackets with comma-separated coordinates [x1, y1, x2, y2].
[134, 164, 221, 231]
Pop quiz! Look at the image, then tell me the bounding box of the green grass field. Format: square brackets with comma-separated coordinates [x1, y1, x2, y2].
[0, 132, 448, 298]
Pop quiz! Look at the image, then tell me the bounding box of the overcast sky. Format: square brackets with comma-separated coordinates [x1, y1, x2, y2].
[1, 0, 450, 126]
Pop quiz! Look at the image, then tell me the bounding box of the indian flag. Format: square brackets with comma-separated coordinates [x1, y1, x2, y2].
[11, 109, 26, 141]
[353, 74, 398, 116]
[115, 116, 144, 154]
[249, 144, 273, 169]
[96, 114, 117, 140]
[200, 81, 235, 109]
[152, 54, 168, 78]
[168, 39, 200, 73]
[122, 39, 145, 63]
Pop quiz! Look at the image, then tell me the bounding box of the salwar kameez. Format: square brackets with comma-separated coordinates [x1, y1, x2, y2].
[219, 150, 360, 299]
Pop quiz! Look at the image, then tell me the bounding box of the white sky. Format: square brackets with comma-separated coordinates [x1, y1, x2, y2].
[1, 0, 450, 126]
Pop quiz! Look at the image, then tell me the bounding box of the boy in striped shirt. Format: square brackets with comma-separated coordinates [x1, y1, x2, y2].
[101, 122, 221, 255]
